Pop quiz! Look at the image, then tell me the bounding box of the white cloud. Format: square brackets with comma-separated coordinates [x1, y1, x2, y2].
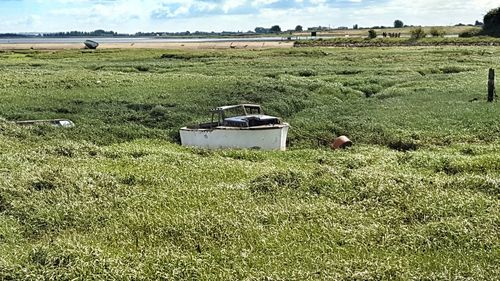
[222, 0, 247, 13]
[252, 0, 280, 6]
[348, 0, 498, 26]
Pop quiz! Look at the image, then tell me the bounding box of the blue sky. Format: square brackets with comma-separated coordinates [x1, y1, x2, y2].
[0, 0, 498, 33]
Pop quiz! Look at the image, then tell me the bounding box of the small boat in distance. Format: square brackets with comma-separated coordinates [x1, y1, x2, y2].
[180, 104, 289, 151]
[84, 40, 99, 49]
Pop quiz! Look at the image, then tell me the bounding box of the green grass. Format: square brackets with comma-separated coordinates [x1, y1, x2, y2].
[0, 47, 499, 279]
[294, 36, 500, 47]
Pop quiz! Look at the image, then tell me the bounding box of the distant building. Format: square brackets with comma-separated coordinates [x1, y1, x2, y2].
[307, 26, 331, 31]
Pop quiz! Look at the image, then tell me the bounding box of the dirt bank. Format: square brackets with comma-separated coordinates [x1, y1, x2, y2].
[294, 41, 500, 48]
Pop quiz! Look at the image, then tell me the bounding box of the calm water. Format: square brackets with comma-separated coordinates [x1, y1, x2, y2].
[0, 37, 293, 44]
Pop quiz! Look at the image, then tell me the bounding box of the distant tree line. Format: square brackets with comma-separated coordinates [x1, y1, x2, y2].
[254, 25, 282, 34]
[43, 29, 260, 38]
[0, 33, 31, 38]
[455, 21, 483, 27]
[43, 30, 120, 37]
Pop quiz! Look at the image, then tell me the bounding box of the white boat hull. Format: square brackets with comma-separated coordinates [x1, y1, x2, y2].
[180, 124, 289, 151]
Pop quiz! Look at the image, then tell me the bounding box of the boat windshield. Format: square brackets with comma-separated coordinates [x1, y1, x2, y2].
[223, 106, 247, 119]
[245, 106, 261, 115]
[222, 105, 261, 118]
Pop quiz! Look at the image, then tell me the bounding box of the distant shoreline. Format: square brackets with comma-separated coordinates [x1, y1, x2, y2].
[0, 36, 297, 44]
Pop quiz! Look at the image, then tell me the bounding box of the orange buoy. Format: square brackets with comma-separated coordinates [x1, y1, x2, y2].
[331, 136, 352, 150]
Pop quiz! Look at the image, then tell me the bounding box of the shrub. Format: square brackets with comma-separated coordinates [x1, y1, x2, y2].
[388, 139, 418, 151]
[368, 29, 377, 39]
[134, 65, 150, 72]
[394, 20, 404, 28]
[430, 27, 446, 37]
[31, 180, 56, 191]
[298, 69, 316, 77]
[459, 29, 481, 38]
[440, 66, 469, 74]
[410, 27, 427, 39]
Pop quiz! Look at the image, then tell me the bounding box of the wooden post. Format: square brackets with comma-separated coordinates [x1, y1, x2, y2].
[488, 68, 495, 102]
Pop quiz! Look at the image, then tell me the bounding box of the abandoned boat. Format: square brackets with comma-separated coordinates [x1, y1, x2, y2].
[84, 40, 99, 49]
[15, 119, 75, 128]
[180, 104, 289, 151]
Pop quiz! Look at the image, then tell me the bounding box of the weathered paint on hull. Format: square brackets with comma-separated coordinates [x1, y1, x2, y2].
[180, 124, 289, 151]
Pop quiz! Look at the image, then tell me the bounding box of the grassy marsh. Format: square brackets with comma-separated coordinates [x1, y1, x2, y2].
[0, 47, 499, 279]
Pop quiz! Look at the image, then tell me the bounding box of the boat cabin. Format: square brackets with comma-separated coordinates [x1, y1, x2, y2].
[214, 104, 281, 127]
[191, 104, 281, 129]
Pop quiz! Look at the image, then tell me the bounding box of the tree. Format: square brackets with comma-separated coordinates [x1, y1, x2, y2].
[483, 7, 500, 37]
[295, 25, 303, 32]
[394, 20, 404, 28]
[353, 24, 358, 30]
[255, 27, 268, 34]
[368, 29, 377, 39]
[270, 25, 282, 33]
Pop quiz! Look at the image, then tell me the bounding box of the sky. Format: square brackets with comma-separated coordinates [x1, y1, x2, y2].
[0, 0, 498, 33]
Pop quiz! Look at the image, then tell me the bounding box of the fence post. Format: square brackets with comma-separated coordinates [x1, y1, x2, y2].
[488, 68, 495, 102]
